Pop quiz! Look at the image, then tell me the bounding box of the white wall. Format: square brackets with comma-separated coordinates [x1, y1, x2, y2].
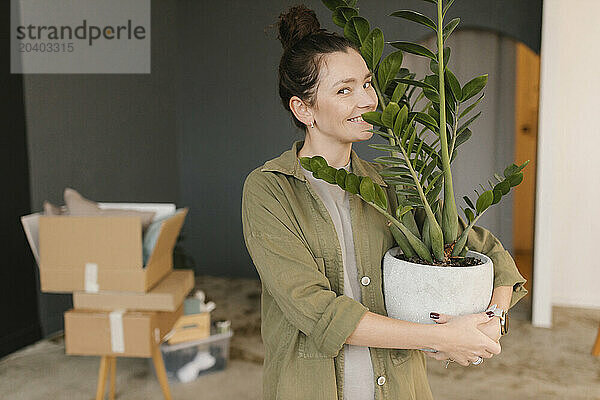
[534, 0, 600, 326]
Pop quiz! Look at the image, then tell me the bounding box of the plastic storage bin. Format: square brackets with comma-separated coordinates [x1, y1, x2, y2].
[154, 324, 233, 383]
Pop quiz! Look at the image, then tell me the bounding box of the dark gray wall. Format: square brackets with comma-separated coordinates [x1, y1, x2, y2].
[176, 0, 541, 278]
[23, 0, 179, 336]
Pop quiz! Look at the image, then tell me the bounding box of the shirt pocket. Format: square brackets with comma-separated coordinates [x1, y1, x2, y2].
[390, 349, 413, 366]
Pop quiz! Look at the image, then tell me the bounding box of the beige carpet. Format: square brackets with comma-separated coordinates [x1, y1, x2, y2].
[1, 275, 599, 399]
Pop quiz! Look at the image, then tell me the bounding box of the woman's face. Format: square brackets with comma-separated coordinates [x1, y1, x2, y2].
[310, 49, 378, 143]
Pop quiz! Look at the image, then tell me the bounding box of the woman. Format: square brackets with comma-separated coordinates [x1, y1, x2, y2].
[241, 5, 527, 400]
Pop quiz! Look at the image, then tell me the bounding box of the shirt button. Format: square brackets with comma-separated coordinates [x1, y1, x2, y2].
[360, 276, 371, 286]
[377, 376, 386, 386]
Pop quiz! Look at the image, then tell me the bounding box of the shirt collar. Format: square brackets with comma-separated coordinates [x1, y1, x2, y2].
[260, 140, 387, 187]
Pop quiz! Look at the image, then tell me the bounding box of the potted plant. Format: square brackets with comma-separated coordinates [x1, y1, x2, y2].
[300, 0, 529, 324]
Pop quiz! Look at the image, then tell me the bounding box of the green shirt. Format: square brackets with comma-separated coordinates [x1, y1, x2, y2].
[241, 140, 528, 400]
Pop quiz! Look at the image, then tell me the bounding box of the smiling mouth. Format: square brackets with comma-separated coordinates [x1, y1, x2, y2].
[347, 116, 370, 124]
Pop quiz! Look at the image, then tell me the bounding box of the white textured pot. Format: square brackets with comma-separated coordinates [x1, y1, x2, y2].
[383, 247, 493, 324]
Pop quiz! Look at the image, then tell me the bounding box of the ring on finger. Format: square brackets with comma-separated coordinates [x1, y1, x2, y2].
[445, 359, 454, 368]
[472, 356, 483, 365]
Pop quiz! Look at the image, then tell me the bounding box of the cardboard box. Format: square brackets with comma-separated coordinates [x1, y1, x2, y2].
[73, 270, 194, 312]
[166, 312, 211, 345]
[21, 207, 188, 293]
[64, 305, 183, 358]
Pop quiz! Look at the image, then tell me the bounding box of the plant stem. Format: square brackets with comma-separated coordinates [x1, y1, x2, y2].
[451, 212, 484, 256]
[387, 127, 445, 261]
[449, 103, 460, 156]
[369, 201, 432, 262]
[436, 0, 459, 244]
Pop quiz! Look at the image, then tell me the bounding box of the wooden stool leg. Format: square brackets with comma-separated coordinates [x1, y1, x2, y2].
[152, 345, 172, 400]
[592, 323, 600, 356]
[96, 356, 110, 400]
[109, 357, 117, 400]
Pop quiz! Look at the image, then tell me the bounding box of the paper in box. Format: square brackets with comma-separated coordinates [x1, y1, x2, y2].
[21, 207, 188, 293]
[64, 305, 183, 358]
[73, 270, 194, 312]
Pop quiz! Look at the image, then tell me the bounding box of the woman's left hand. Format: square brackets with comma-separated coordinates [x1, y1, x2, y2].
[423, 313, 501, 361]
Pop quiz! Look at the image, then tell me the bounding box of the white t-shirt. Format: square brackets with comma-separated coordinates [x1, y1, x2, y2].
[300, 159, 375, 400]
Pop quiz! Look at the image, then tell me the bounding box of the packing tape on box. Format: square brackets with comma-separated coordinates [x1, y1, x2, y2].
[84, 262, 99, 293]
[109, 309, 126, 353]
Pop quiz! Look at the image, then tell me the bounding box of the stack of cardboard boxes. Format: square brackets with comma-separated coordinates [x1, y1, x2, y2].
[21, 205, 195, 358]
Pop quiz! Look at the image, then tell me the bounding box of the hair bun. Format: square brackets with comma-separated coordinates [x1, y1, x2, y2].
[277, 5, 322, 50]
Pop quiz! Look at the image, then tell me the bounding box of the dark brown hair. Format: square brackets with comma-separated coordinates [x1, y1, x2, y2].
[277, 5, 359, 129]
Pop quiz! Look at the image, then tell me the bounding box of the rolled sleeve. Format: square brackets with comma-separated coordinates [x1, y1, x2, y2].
[458, 217, 528, 309]
[242, 171, 368, 356]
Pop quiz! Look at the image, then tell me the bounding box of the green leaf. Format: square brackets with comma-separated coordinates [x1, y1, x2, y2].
[382, 101, 400, 129]
[345, 0, 358, 6]
[508, 172, 524, 187]
[321, 166, 338, 184]
[344, 17, 370, 46]
[322, 0, 347, 11]
[427, 105, 439, 124]
[368, 143, 400, 152]
[397, 78, 437, 92]
[443, 18, 460, 41]
[396, 205, 413, 219]
[393, 105, 408, 136]
[336, 168, 348, 188]
[423, 89, 440, 104]
[445, 69, 462, 102]
[426, 179, 443, 204]
[454, 128, 472, 149]
[345, 173, 360, 194]
[374, 184, 388, 209]
[419, 161, 436, 185]
[492, 189, 502, 205]
[377, 51, 403, 92]
[370, 129, 395, 140]
[373, 156, 406, 166]
[361, 111, 383, 126]
[461, 74, 488, 102]
[389, 41, 436, 61]
[413, 112, 439, 130]
[361, 28, 384, 71]
[464, 207, 474, 223]
[429, 47, 450, 73]
[459, 93, 484, 119]
[504, 160, 530, 177]
[442, 0, 456, 19]
[309, 156, 327, 171]
[456, 111, 481, 137]
[463, 195, 475, 209]
[494, 180, 511, 195]
[390, 10, 436, 31]
[424, 171, 442, 194]
[299, 157, 312, 171]
[385, 177, 417, 186]
[359, 176, 376, 202]
[379, 166, 411, 177]
[333, 7, 359, 28]
[476, 190, 494, 213]
[391, 82, 407, 102]
[406, 127, 417, 155]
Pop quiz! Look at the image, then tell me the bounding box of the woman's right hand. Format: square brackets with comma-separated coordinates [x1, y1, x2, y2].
[428, 311, 501, 366]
